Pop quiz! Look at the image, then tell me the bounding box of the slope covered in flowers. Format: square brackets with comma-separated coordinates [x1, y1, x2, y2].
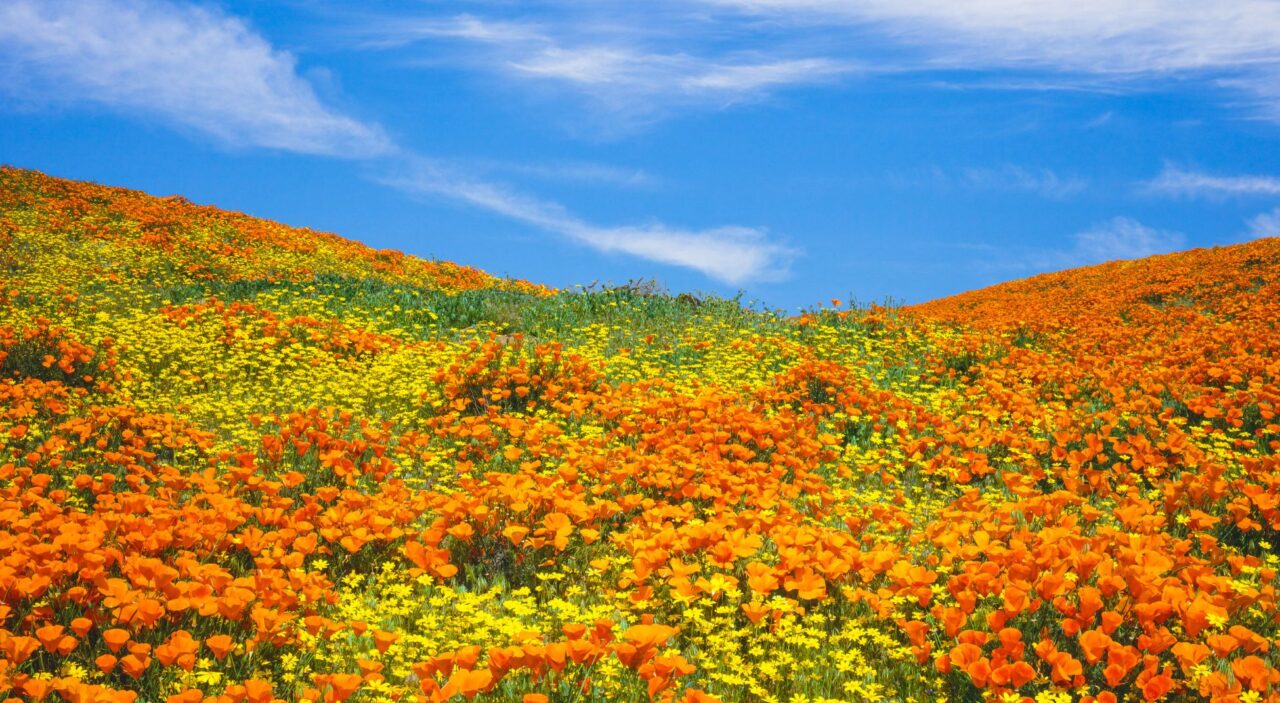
[1, 165, 1279, 703]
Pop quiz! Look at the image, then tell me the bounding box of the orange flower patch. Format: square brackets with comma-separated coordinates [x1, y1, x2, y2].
[3, 166, 1280, 702]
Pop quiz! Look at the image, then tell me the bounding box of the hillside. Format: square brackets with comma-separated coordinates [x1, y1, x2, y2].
[1, 166, 1279, 703]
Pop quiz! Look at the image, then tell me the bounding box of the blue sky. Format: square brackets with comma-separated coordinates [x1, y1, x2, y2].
[3, 1, 1280, 310]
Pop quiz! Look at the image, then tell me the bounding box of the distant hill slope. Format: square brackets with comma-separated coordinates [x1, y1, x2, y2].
[0, 166, 545, 296]
[912, 237, 1280, 328]
[2, 168, 1279, 703]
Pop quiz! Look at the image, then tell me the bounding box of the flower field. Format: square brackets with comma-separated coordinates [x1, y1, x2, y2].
[1, 165, 1279, 703]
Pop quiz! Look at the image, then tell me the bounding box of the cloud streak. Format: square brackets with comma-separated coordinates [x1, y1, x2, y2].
[892, 164, 1087, 198]
[470, 160, 655, 189]
[510, 48, 849, 97]
[977, 217, 1187, 274]
[353, 14, 855, 125]
[1065, 217, 1185, 266]
[704, 0, 1280, 75]
[0, 0, 390, 156]
[1247, 208, 1280, 240]
[960, 165, 1087, 198]
[533, 0, 1280, 122]
[351, 2, 1280, 125]
[1141, 164, 1280, 199]
[382, 159, 796, 284]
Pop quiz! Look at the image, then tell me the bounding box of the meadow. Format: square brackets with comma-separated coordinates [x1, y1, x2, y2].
[1, 165, 1279, 703]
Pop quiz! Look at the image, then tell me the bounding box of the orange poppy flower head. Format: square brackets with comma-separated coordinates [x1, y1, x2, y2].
[205, 634, 235, 661]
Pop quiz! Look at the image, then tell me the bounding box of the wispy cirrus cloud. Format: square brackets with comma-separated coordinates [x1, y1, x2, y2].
[510, 46, 847, 97]
[469, 159, 655, 189]
[351, 13, 856, 125]
[354, 14, 547, 49]
[974, 216, 1187, 274]
[892, 164, 1087, 198]
[1140, 163, 1280, 199]
[0, 0, 390, 156]
[704, 1, 1280, 72]
[960, 165, 1087, 198]
[1083, 111, 1114, 128]
[382, 158, 796, 284]
[1065, 217, 1185, 266]
[1247, 208, 1280, 240]
[348, 1, 1280, 126]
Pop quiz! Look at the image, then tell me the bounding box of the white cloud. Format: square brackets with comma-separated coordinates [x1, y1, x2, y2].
[1141, 163, 1280, 198]
[472, 160, 655, 189]
[355, 15, 546, 49]
[1247, 208, 1280, 240]
[0, 0, 389, 156]
[356, 2, 1280, 124]
[682, 58, 849, 92]
[357, 14, 853, 123]
[702, 0, 1280, 120]
[966, 217, 1186, 275]
[383, 159, 795, 284]
[509, 46, 850, 104]
[705, 1, 1280, 73]
[960, 165, 1087, 198]
[1065, 216, 1185, 266]
[1084, 111, 1114, 128]
[892, 164, 1087, 198]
